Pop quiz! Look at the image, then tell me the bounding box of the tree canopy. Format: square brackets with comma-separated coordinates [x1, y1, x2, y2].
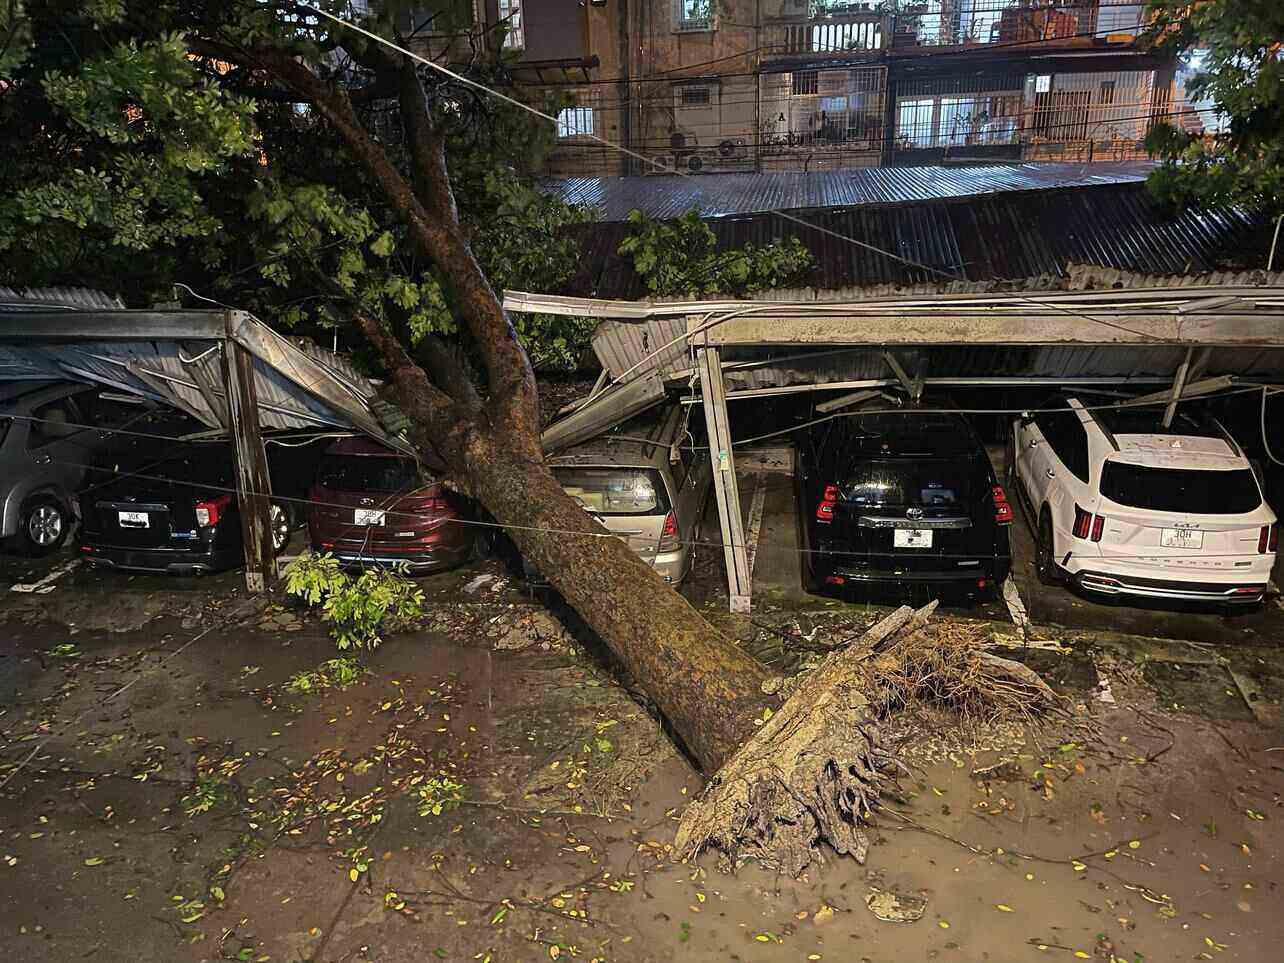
[1144, 0, 1284, 217]
[0, 0, 593, 367]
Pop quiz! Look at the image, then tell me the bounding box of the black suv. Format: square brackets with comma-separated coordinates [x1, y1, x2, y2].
[80, 439, 324, 575]
[797, 407, 1012, 601]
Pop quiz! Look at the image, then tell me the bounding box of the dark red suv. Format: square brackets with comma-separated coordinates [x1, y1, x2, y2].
[306, 438, 476, 573]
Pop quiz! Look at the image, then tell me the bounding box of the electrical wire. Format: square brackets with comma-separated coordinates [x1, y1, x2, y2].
[4, 381, 1272, 564]
[299, 5, 1166, 346]
[42, 447, 1279, 564]
[1261, 386, 1284, 468]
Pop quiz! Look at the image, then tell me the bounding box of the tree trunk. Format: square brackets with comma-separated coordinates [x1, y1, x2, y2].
[458, 433, 774, 773]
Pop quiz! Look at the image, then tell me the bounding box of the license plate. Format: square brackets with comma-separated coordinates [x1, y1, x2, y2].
[118, 511, 149, 528]
[354, 508, 386, 526]
[894, 528, 933, 549]
[1160, 528, 1203, 550]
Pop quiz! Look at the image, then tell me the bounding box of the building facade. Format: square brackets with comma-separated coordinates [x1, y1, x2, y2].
[403, 1, 1191, 177]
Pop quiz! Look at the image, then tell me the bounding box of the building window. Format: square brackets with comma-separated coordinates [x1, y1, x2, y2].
[556, 106, 594, 138]
[897, 98, 935, 147]
[498, 0, 523, 49]
[680, 86, 711, 106]
[792, 71, 819, 96]
[1099, 80, 1116, 104]
[674, 0, 712, 31]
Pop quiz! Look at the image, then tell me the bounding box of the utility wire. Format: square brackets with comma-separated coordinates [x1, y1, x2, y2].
[299, 4, 1165, 344]
[5, 382, 1271, 562]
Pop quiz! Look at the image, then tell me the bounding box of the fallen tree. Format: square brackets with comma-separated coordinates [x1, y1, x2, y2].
[2, 2, 1056, 874]
[678, 603, 1059, 874]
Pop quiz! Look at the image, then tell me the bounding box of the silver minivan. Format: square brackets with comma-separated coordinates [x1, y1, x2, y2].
[544, 404, 711, 584]
[0, 381, 150, 555]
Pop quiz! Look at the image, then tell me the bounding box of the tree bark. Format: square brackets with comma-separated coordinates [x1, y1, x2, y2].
[199, 33, 777, 771]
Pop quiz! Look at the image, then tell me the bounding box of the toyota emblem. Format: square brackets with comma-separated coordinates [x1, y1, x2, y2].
[906, 507, 923, 519]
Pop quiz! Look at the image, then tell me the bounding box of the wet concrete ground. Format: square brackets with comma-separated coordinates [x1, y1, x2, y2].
[2, 518, 1283, 961]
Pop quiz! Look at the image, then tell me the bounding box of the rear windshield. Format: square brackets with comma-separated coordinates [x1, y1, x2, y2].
[1099, 462, 1261, 514]
[839, 458, 974, 509]
[554, 467, 670, 516]
[318, 454, 420, 494]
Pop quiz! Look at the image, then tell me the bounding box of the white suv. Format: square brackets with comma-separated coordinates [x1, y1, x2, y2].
[1010, 395, 1277, 605]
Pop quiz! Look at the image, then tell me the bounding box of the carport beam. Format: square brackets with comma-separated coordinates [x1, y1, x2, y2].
[1162, 347, 1195, 429]
[697, 344, 752, 614]
[222, 331, 278, 593]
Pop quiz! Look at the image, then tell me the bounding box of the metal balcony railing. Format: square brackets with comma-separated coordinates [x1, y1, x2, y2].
[890, 1, 1147, 49]
[762, 12, 887, 57]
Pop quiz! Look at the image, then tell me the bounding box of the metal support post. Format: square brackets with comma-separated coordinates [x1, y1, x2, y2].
[223, 314, 278, 592]
[1162, 346, 1194, 429]
[697, 343, 751, 614]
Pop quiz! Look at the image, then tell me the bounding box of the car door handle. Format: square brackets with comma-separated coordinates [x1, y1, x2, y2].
[1045, 468, 1056, 479]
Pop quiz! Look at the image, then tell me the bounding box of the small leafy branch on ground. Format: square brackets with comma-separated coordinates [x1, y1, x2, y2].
[412, 774, 467, 816]
[181, 773, 234, 817]
[283, 552, 425, 650]
[618, 207, 813, 297]
[284, 657, 368, 695]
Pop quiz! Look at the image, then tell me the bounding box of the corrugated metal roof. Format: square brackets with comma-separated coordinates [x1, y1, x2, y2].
[0, 299, 406, 449]
[0, 287, 125, 312]
[545, 162, 1157, 222]
[562, 184, 1266, 300]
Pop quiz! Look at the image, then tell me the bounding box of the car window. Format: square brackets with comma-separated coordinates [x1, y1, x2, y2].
[839, 458, 974, 509]
[1100, 463, 1261, 514]
[1035, 408, 1089, 482]
[317, 454, 421, 493]
[27, 398, 82, 448]
[554, 467, 671, 516]
[75, 390, 147, 431]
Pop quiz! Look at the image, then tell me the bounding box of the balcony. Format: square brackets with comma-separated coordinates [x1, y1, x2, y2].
[890, 1, 1147, 50]
[762, 12, 886, 59]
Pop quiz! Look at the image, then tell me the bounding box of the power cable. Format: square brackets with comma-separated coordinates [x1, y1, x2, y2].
[4, 381, 1270, 562]
[300, 4, 1165, 345]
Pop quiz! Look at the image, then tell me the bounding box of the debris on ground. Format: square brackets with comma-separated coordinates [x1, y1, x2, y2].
[676, 602, 1059, 876]
[865, 886, 928, 923]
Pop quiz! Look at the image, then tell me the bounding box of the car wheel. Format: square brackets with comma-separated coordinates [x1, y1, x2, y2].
[269, 503, 292, 556]
[18, 494, 70, 557]
[1035, 509, 1063, 587]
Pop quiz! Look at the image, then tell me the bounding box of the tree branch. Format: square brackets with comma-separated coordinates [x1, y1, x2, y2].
[191, 32, 542, 457]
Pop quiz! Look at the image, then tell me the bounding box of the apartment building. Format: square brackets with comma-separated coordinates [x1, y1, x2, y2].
[402, 1, 1188, 177]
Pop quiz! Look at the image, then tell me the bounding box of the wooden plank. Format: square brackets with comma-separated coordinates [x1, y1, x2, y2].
[222, 329, 277, 592]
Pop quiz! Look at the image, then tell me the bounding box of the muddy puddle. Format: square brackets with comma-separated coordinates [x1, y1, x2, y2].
[2, 585, 1284, 963]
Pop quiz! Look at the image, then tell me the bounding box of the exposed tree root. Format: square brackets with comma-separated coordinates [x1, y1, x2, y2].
[676, 602, 1059, 876]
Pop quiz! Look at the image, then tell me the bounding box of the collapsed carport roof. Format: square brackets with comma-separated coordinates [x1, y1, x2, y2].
[0, 288, 409, 453]
[511, 273, 1284, 612]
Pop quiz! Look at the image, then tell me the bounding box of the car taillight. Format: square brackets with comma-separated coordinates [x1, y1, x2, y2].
[991, 485, 1013, 525]
[816, 484, 839, 524]
[1072, 504, 1107, 541]
[1072, 504, 1092, 539]
[658, 511, 680, 553]
[1258, 524, 1277, 554]
[195, 494, 232, 527]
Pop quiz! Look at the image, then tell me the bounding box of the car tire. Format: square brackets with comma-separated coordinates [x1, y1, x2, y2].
[17, 494, 71, 557]
[269, 502, 293, 556]
[1035, 509, 1063, 587]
